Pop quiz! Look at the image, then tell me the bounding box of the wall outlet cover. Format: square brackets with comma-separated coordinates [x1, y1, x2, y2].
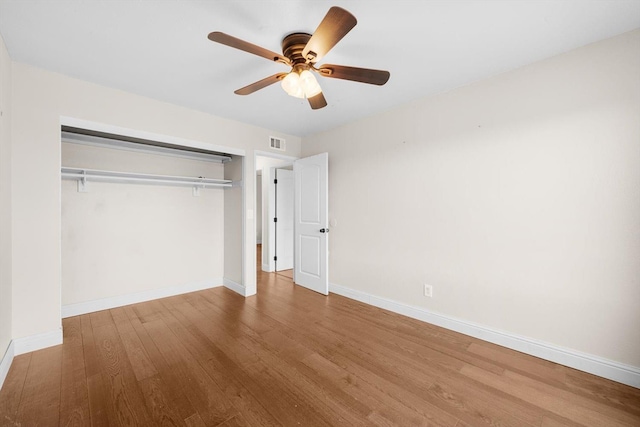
[424, 284, 433, 298]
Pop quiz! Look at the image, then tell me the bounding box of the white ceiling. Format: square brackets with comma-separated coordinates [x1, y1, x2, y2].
[1, 1, 639, 137]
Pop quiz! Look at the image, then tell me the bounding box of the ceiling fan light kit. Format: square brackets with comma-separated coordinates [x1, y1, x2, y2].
[281, 66, 322, 99]
[208, 6, 390, 110]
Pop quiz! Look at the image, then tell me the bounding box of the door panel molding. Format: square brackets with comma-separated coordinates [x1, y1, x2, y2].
[294, 153, 328, 295]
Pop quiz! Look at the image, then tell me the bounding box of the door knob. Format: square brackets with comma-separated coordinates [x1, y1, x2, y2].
[320, 228, 329, 233]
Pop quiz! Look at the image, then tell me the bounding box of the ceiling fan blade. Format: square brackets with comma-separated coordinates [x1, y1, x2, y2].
[302, 7, 357, 63]
[308, 92, 327, 110]
[317, 64, 390, 85]
[234, 73, 288, 95]
[208, 32, 290, 64]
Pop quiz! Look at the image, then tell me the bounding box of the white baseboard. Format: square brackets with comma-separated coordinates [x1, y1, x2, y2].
[13, 328, 63, 356]
[0, 340, 15, 391]
[256, 239, 262, 245]
[223, 277, 246, 296]
[261, 263, 272, 272]
[329, 283, 640, 389]
[62, 279, 224, 318]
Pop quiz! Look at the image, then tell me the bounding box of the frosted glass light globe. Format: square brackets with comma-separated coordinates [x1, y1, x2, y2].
[300, 70, 322, 98]
[281, 72, 304, 99]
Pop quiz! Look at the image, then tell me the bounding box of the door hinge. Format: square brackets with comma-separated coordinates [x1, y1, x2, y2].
[274, 256, 278, 261]
[274, 179, 278, 184]
[274, 217, 277, 222]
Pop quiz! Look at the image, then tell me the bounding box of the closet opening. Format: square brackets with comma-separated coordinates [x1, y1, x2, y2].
[60, 125, 244, 318]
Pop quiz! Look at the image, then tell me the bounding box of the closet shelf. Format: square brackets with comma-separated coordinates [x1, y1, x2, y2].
[61, 167, 233, 189]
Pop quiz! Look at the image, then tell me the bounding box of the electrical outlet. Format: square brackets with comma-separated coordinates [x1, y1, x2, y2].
[423, 284, 433, 298]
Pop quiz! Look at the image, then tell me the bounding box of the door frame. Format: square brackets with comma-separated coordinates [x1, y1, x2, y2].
[253, 150, 298, 277]
[273, 167, 295, 272]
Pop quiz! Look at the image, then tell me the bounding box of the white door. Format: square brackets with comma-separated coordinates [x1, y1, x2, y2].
[275, 168, 294, 271]
[294, 152, 329, 295]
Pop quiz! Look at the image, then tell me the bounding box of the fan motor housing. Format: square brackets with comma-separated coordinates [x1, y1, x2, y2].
[281, 33, 312, 64]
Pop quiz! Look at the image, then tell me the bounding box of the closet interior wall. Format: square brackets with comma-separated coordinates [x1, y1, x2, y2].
[61, 140, 226, 308]
[223, 155, 243, 289]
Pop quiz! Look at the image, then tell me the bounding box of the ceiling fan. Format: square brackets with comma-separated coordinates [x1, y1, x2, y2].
[208, 6, 390, 110]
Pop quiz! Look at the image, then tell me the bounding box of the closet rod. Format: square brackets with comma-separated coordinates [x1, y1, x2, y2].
[61, 167, 233, 188]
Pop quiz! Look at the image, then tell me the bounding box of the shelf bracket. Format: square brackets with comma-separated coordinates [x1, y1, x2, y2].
[78, 170, 89, 193]
[193, 176, 206, 197]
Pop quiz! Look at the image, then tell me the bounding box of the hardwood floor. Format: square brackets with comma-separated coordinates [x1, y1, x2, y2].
[1, 253, 639, 426]
[275, 269, 294, 280]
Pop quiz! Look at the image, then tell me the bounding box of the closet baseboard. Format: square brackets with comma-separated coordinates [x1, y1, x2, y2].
[223, 278, 246, 296]
[62, 279, 224, 318]
[0, 340, 15, 391]
[14, 329, 63, 356]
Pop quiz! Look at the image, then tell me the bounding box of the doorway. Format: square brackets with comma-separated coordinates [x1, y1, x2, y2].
[273, 167, 294, 279]
[255, 153, 296, 276]
[254, 151, 329, 295]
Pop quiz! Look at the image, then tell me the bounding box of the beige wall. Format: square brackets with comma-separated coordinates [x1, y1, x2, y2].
[302, 30, 640, 367]
[0, 34, 12, 360]
[61, 142, 225, 305]
[10, 62, 301, 340]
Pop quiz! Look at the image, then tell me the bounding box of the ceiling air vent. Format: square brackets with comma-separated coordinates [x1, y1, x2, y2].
[269, 136, 285, 151]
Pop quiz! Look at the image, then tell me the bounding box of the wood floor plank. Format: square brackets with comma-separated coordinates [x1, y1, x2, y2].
[59, 316, 91, 426]
[245, 284, 540, 424]
[183, 412, 207, 427]
[142, 316, 238, 426]
[136, 299, 242, 426]
[428, 381, 536, 427]
[82, 314, 115, 426]
[110, 306, 158, 382]
[132, 300, 163, 324]
[154, 298, 282, 427]
[169, 294, 336, 427]
[246, 290, 464, 425]
[315, 315, 544, 426]
[461, 364, 637, 427]
[90, 311, 153, 426]
[177, 293, 374, 426]
[467, 342, 563, 377]
[328, 299, 507, 375]
[86, 372, 114, 427]
[0, 353, 31, 426]
[541, 415, 578, 426]
[561, 365, 640, 417]
[15, 346, 63, 426]
[216, 413, 250, 427]
[233, 329, 371, 426]
[235, 287, 461, 425]
[123, 305, 200, 422]
[301, 351, 450, 426]
[504, 369, 640, 426]
[80, 314, 102, 378]
[138, 374, 187, 426]
[1, 253, 639, 426]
